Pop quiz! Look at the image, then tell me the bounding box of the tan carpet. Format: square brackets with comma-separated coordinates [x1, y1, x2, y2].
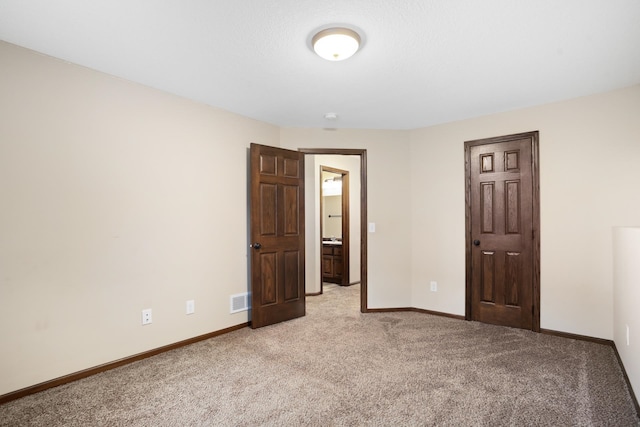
[1, 284, 638, 426]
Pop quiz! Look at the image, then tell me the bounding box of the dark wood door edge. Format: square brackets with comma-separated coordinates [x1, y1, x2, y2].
[0, 322, 249, 406]
[299, 148, 367, 313]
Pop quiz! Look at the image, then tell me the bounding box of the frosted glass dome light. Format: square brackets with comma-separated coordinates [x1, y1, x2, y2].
[312, 28, 361, 61]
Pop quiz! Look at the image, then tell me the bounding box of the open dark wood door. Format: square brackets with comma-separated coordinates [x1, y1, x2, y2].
[249, 143, 305, 328]
[465, 132, 540, 331]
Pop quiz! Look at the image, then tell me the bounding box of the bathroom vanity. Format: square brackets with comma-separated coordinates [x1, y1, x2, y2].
[322, 241, 344, 284]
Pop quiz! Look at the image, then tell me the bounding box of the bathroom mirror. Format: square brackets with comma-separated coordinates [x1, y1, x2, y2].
[321, 170, 342, 239]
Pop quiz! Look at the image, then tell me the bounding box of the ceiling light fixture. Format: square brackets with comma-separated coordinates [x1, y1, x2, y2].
[312, 27, 361, 61]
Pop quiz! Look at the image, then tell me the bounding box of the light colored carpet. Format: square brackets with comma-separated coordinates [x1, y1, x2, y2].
[1, 284, 638, 426]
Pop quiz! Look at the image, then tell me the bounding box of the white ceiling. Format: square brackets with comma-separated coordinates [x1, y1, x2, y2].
[1, 0, 639, 130]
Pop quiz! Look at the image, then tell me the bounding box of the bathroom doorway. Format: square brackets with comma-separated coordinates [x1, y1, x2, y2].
[320, 166, 350, 288]
[300, 149, 367, 312]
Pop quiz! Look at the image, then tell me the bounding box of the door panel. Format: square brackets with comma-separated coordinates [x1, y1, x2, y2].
[505, 181, 520, 234]
[283, 185, 300, 235]
[250, 143, 305, 328]
[465, 132, 540, 331]
[481, 182, 494, 233]
[260, 184, 277, 235]
[481, 251, 495, 302]
[259, 252, 277, 305]
[284, 250, 301, 301]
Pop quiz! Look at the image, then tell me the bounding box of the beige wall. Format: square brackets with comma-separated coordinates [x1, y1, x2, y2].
[409, 85, 640, 339]
[303, 155, 321, 293]
[0, 42, 279, 395]
[613, 227, 640, 397]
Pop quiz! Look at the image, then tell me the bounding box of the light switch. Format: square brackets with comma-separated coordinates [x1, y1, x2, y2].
[368, 222, 376, 233]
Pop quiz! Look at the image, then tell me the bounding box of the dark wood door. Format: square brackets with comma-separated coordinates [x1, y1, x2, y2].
[250, 143, 305, 328]
[465, 132, 540, 330]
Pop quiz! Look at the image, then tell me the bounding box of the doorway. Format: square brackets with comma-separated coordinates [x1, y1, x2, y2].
[300, 149, 368, 313]
[464, 131, 540, 331]
[320, 166, 350, 288]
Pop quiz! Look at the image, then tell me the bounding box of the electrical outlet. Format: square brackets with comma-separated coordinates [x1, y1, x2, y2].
[430, 281, 438, 292]
[141, 308, 152, 325]
[186, 300, 195, 315]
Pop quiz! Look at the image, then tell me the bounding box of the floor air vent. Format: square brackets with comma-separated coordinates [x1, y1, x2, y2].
[230, 292, 250, 314]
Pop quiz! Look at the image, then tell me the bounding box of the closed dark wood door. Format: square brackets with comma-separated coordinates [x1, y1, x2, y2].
[465, 132, 540, 330]
[250, 143, 305, 328]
